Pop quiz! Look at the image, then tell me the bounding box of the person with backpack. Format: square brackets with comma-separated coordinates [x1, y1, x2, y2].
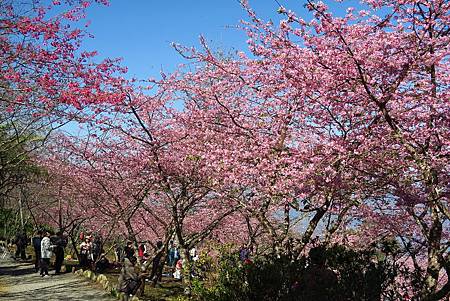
[31, 230, 43, 272]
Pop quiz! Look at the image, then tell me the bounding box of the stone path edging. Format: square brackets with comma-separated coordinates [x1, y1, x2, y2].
[73, 268, 142, 301]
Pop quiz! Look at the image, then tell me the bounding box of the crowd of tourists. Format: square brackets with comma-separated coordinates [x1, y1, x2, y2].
[11, 229, 69, 277]
[117, 239, 187, 300]
[2, 233, 184, 293]
[6, 229, 201, 300]
[78, 232, 107, 272]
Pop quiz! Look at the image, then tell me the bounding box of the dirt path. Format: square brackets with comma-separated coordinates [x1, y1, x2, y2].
[0, 258, 116, 301]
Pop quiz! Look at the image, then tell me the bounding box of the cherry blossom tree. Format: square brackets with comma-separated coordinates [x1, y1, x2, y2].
[0, 0, 127, 235]
[15, 0, 447, 299]
[157, 0, 449, 298]
[0, 0, 126, 110]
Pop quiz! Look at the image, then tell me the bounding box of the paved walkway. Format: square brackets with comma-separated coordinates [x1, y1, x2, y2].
[0, 258, 116, 301]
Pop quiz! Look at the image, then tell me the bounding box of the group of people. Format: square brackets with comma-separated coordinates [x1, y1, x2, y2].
[117, 241, 160, 300]
[12, 229, 109, 277]
[78, 232, 110, 272]
[117, 239, 185, 300]
[9, 228, 198, 299]
[168, 240, 183, 279]
[30, 230, 67, 277]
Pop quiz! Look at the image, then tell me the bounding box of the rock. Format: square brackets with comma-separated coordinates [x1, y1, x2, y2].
[97, 274, 108, 283]
[117, 292, 126, 301]
[106, 282, 112, 293]
[102, 280, 109, 289]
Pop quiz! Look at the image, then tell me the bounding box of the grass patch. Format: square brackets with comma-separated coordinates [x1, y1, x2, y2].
[102, 270, 185, 301]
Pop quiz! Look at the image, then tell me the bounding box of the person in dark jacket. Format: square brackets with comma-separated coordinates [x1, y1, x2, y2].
[92, 235, 102, 262]
[149, 241, 164, 285]
[31, 230, 43, 272]
[52, 231, 67, 275]
[124, 241, 135, 260]
[115, 243, 123, 263]
[14, 231, 28, 260]
[300, 246, 339, 301]
[95, 253, 110, 273]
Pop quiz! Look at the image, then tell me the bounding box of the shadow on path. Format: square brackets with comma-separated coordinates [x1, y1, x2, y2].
[0, 259, 115, 301]
[0, 265, 35, 276]
[1, 280, 112, 301]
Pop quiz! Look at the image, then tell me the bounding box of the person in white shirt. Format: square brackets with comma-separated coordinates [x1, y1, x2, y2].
[40, 231, 53, 277]
[79, 237, 93, 269]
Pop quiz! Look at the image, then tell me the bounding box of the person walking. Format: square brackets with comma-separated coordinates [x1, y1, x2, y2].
[53, 231, 67, 275]
[31, 230, 43, 272]
[40, 231, 52, 277]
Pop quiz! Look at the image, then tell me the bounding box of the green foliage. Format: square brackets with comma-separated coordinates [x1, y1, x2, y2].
[246, 255, 306, 301]
[192, 243, 400, 301]
[0, 208, 35, 238]
[167, 297, 191, 301]
[323, 243, 400, 300]
[0, 208, 16, 238]
[191, 251, 214, 280]
[191, 250, 248, 301]
[0, 122, 43, 203]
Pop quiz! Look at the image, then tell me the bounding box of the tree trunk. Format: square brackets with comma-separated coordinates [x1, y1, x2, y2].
[181, 247, 192, 294]
[421, 203, 443, 298]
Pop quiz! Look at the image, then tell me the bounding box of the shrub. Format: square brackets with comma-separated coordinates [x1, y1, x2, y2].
[192, 242, 400, 301]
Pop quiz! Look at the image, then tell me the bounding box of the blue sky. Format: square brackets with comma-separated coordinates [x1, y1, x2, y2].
[79, 0, 360, 80]
[55, 0, 364, 134]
